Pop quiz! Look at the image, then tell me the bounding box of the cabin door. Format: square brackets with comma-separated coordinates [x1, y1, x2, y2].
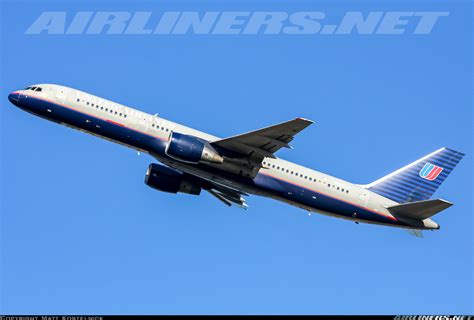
[137, 115, 149, 132]
[55, 87, 67, 104]
[358, 190, 369, 207]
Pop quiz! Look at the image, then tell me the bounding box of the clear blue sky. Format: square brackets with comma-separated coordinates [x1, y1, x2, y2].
[1, 0, 472, 315]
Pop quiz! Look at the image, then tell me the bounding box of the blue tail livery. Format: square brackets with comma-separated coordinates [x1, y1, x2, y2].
[365, 148, 465, 203]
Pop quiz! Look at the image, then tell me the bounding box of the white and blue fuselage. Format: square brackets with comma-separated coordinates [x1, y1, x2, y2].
[9, 84, 462, 231]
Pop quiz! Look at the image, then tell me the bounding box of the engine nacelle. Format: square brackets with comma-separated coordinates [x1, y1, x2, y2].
[144, 163, 201, 195]
[165, 132, 224, 164]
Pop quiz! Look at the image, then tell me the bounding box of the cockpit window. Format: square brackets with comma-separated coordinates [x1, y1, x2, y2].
[23, 86, 42, 91]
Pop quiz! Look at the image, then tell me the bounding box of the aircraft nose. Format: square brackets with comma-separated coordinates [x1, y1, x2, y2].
[8, 91, 20, 105]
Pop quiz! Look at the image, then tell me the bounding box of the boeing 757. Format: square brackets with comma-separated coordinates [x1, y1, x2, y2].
[8, 84, 465, 234]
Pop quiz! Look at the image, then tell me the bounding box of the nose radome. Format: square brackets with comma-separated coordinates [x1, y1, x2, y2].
[8, 91, 20, 104]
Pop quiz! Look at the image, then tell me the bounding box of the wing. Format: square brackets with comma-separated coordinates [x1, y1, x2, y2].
[206, 183, 249, 209]
[211, 117, 314, 160]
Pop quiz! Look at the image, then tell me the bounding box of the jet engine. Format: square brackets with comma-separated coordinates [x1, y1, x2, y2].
[165, 132, 223, 164]
[144, 163, 201, 195]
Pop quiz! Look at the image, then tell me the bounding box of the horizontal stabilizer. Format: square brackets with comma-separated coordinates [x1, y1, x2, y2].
[407, 229, 424, 238]
[387, 199, 452, 220]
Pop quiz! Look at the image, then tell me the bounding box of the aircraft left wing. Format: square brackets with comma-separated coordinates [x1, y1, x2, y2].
[206, 183, 249, 209]
[211, 117, 314, 161]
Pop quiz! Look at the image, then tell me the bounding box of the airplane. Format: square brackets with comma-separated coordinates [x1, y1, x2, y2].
[8, 84, 465, 235]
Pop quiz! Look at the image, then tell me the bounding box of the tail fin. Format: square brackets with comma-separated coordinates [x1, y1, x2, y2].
[365, 147, 465, 203]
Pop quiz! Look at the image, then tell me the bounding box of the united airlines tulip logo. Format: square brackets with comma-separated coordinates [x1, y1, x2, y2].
[419, 163, 444, 181]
